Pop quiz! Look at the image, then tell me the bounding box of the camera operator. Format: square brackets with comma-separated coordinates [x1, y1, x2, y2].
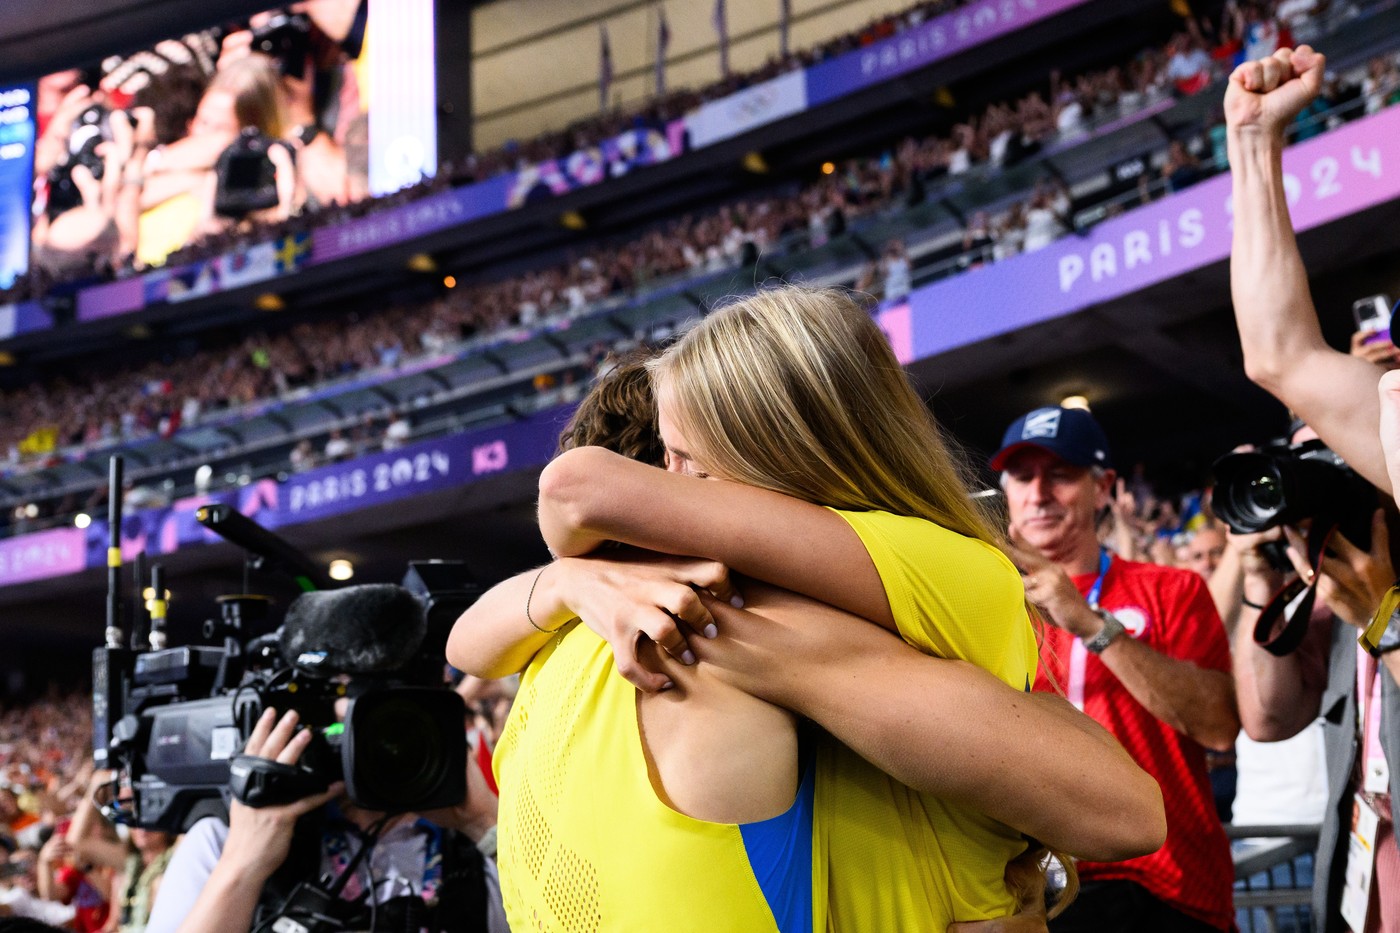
[145, 707, 507, 933]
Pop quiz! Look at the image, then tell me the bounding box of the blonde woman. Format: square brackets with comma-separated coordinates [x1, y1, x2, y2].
[451, 300, 1163, 931]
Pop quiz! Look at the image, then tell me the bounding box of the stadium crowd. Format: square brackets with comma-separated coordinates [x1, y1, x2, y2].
[6, 0, 1398, 537]
[6, 0, 1391, 306]
[2, 0, 1400, 925]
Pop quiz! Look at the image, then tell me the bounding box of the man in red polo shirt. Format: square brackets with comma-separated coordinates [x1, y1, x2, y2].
[994, 406, 1239, 932]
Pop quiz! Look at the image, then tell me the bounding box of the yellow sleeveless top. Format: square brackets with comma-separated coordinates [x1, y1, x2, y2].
[494, 620, 817, 932]
[817, 509, 1040, 930]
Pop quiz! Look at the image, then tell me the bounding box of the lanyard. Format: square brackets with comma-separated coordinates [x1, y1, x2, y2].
[1085, 548, 1112, 611]
[1356, 645, 1391, 797]
[1068, 549, 1112, 712]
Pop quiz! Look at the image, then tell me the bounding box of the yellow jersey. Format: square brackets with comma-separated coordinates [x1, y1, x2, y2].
[818, 509, 1039, 930]
[494, 620, 817, 932]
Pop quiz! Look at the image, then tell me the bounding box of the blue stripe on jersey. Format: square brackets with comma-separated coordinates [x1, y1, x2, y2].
[738, 756, 816, 933]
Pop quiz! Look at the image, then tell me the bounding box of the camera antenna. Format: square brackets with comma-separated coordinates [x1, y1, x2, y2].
[130, 552, 149, 652]
[149, 564, 168, 650]
[105, 456, 125, 649]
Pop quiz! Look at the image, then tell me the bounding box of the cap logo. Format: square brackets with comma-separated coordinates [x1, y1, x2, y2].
[1021, 409, 1061, 440]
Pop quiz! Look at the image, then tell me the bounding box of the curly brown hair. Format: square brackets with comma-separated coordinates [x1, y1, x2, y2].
[556, 347, 664, 465]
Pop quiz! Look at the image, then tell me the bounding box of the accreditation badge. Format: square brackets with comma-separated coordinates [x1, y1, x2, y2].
[1340, 793, 1383, 932]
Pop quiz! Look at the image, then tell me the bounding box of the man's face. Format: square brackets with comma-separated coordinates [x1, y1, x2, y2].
[1002, 447, 1111, 556]
[1178, 527, 1227, 578]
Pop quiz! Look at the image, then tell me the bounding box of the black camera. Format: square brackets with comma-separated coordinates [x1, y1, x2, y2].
[214, 127, 285, 218]
[1211, 438, 1376, 564]
[46, 104, 112, 220]
[251, 11, 312, 77]
[94, 507, 481, 833]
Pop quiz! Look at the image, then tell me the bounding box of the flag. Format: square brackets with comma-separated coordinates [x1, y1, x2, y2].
[599, 24, 613, 110]
[778, 0, 791, 59]
[713, 0, 730, 77]
[655, 6, 671, 97]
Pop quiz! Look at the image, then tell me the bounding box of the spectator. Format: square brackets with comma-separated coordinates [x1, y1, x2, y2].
[1167, 33, 1216, 95]
[1177, 526, 1227, 579]
[880, 239, 912, 301]
[996, 406, 1238, 932]
[1161, 139, 1204, 193]
[322, 428, 350, 462]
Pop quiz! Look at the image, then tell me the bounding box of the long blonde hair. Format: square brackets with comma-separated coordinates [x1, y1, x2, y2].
[651, 284, 1078, 917]
[650, 285, 1000, 546]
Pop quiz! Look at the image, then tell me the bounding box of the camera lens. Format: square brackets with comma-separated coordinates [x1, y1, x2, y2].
[344, 688, 464, 812]
[1248, 473, 1283, 510]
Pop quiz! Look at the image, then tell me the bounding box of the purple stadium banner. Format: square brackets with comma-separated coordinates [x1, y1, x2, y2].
[278, 408, 570, 524]
[76, 277, 145, 322]
[905, 104, 1400, 360]
[504, 120, 688, 210]
[804, 0, 1093, 107]
[0, 527, 86, 587]
[310, 175, 512, 265]
[0, 300, 52, 340]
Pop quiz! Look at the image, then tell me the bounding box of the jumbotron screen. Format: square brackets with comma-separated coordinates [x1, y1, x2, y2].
[27, 0, 435, 281]
[0, 83, 36, 289]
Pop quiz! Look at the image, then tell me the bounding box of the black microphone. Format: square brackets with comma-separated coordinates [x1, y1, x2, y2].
[280, 584, 426, 675]
[195, 504, 330, 590]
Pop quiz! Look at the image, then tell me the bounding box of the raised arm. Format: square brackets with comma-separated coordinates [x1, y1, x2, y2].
[537, 446, 895, 628]
[1227, 45, 1391, 492]
[691, 585, 1166, 862]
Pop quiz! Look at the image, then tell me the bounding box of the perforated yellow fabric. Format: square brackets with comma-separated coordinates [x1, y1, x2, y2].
[494, 621, 794, 932]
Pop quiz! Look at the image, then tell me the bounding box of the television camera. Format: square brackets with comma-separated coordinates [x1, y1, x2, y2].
[92, 457, 481, 833]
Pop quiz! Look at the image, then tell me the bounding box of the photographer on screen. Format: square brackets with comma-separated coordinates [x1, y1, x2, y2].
[144, 703, 506, 933]
[1228, 45, 1400, 931]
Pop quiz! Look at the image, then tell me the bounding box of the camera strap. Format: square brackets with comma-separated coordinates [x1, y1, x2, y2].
[1253, 523, 1334, 657]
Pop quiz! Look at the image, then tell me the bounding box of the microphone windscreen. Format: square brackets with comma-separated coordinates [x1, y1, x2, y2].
[280, 584, 426, 675]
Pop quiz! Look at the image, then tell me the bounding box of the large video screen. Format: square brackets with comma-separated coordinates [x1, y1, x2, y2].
[0, 83, 35, 290]
[29, 0, 436, 281]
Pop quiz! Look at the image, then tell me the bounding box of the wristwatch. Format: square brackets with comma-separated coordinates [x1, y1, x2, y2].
[1082, 609, 1126, 655]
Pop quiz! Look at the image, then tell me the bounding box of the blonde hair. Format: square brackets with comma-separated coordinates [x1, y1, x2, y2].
[650, 285, 1001, 547]
[651, 284, 1078, 917]
[208, 54, 284, 139]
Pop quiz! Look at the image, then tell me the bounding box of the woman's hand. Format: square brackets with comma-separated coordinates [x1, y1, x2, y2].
[219, 708, 343, 885]
[560, 550, 741, 693]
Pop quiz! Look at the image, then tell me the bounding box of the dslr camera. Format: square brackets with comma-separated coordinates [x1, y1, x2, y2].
[46, 104, 112, 220]
[214, 127, 286, 219]
[1211, 437, 1376, 566]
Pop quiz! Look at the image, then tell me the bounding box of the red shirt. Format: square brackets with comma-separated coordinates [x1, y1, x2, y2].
[1033, 557, 1234, 931]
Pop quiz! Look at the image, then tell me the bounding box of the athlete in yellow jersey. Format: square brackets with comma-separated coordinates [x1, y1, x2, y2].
[451, 288, 1166, 931]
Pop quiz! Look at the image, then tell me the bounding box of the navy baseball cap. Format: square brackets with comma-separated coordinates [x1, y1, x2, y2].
[990, 406, 1112, 472]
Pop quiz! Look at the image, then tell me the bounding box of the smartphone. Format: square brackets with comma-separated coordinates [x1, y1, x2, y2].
[1353, 295, 1393, 346]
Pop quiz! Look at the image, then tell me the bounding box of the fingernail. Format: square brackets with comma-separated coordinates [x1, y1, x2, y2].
[703, 623, 718, 639]
[681, 650, 696, 665]
[660, 681, 676, 692]
[730, 594, 744, 608]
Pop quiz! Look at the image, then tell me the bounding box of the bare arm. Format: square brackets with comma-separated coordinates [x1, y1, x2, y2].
[1227, 46, 1391, 493]
[538, 446, 894, 628]
[174, 710, 342, 933]
[65, 774, 129, 872]
[1094, 628, 1239, 751]
[447, 551, 741, 692]
[693, 586, 1166, 862]
[1010, 542, 1240, 752]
